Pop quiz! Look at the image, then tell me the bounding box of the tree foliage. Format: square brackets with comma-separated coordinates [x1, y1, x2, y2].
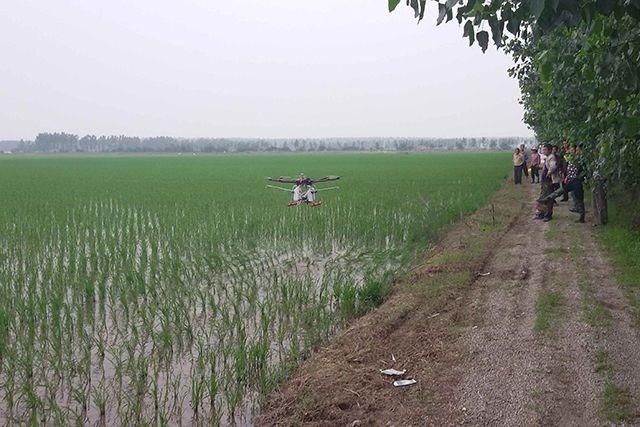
[506, 16, 640, 186]
[391, 0, 640, 188]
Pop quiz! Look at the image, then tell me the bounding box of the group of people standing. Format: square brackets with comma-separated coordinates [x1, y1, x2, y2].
[512, 143, 541, 184]
[512, 140, 585, 223]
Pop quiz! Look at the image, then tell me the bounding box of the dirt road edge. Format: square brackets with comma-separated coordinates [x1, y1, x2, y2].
[257, 180, 527, 426]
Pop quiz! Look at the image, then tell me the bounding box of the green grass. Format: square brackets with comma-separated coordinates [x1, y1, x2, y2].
[534, 290, 564, 333]
[594, 350, 633, 422]
[595, 193, 640, 326]
[563, 194, 632, 421]
[579, 284, 612, 327]
[0, 152, 510, 424]
[603, 379, 632, 422]
[560, 224, 610, 328]
[543, 247, 568, 256]
[595, 195, 640, 420]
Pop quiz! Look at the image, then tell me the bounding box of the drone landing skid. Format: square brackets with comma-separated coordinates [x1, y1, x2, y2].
[287, 200, 322, 207]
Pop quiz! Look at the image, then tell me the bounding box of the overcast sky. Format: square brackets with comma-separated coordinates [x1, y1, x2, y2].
[0, 0, 532, 140]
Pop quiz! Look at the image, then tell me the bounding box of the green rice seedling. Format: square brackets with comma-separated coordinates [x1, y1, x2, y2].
[0, 152, 509, 424]
[92, 382, 107, 420]
[189, 370, 206, 419]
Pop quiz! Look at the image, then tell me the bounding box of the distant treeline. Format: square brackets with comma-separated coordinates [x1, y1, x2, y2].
[11, 133, 536, 153]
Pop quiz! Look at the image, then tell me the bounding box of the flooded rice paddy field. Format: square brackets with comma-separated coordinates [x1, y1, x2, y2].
[0, 152, 508, 425]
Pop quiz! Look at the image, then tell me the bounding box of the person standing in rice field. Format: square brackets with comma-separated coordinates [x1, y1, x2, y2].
[513, 147, 524, 185]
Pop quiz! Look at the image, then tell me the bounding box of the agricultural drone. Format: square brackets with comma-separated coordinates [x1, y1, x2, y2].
[266, 174, 340, 207]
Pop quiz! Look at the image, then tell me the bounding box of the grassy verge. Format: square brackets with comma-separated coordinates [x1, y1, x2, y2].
[567, 232, 612, 328]
[594, 350, 633, 422]
[536, 221, 566, 335]
[534, 291, 564, 333]
[562, 199, 632, 421]
[406, 187, 522, 301]
[594, 192, 640, 327]
[588, 190, 638, 422]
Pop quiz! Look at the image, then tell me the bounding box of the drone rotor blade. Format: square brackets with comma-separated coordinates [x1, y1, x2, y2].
[267, 176, 297, 183]
[266, 185, 293, 192]
[313, 175, 341, 183]
[316, 186, 339, 192]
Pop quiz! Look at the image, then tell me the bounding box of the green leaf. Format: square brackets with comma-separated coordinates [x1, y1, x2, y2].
[419, 0, 427, 20]
[622, 117, 640, 137]
[628, 4, 640, 19]
[529, 0, 546, 19]
[595, 0, 616, 15]
[477, 30, 489, 52]
[539, 60, 552, 81]
[389, 0, 402, 12]
[458, 0, 476, 15]
[437, 3, 447, 24]
[410, 0, 420, 17]
[463, 19, 474, 36]
[506, 16, 522, 35]
[488, 16, 503, 45]
[463, 20, 475, 45]
[446, 0, 458, 10]
[581, 64, 595, 80]
[537, 49, 549, 63]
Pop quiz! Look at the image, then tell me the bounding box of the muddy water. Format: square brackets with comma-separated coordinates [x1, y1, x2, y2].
[0, 217, 405, 425]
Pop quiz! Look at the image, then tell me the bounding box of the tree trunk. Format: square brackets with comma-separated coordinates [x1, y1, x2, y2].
[592, 180, 608, 225]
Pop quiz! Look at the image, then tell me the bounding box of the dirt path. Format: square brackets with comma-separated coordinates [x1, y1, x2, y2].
[259, 182, 640, 426]
[457, 185, 602, 426]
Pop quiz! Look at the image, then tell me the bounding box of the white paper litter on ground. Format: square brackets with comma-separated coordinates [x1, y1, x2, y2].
[478, 272, 491, 276]
[393, 379, 417, 387]
[380, 368, 406, 376]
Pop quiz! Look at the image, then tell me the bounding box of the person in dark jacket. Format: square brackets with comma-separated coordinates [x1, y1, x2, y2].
[564, 144, 586, 223]
[520, 143, 529, 180]
[559, 138, 570, 201]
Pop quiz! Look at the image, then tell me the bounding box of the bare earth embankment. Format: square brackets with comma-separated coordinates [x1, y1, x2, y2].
[259, 181, 640, 426]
